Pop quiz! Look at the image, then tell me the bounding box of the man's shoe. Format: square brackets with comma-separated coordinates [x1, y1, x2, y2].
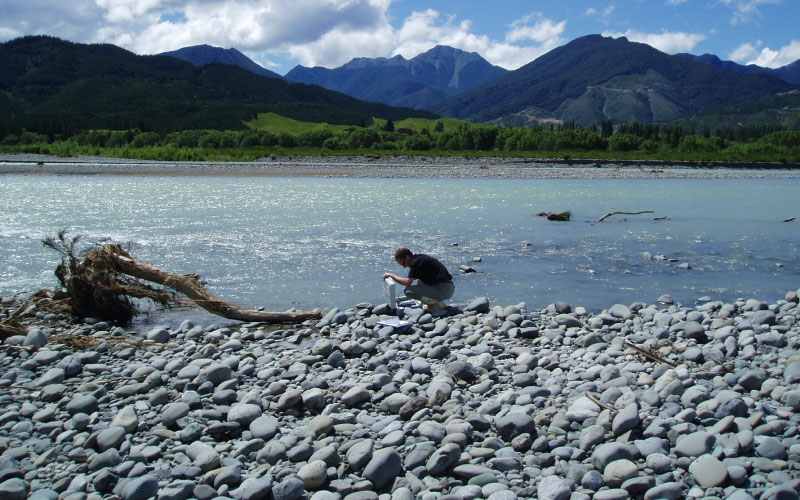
[424, 301, 446, 312]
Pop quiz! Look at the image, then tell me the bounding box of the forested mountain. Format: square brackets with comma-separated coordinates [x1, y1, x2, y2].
[158, 44, 284, 80]
[677, 53, 800, 85]
[0, 36, 436, 138]
[433, 35, 799, 126]
[285, 45, 508, 109]
[682, 91, 800, 130]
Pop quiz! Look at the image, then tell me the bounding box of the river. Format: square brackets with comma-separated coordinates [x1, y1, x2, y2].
[1, 174, 798, 326]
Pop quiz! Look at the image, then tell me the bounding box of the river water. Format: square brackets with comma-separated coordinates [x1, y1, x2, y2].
[1, 174, 798, 326]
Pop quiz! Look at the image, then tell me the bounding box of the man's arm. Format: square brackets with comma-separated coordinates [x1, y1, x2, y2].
[382, 272, 415, 286]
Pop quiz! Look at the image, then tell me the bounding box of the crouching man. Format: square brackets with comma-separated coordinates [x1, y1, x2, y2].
[382, 247, 454, 312]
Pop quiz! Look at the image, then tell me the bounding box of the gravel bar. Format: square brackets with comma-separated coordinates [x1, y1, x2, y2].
[2, 153, 800, 178]
[1, 288, 799, 500]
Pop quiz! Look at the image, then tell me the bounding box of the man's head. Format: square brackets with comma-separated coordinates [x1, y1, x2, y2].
[395, 247, 413, 267]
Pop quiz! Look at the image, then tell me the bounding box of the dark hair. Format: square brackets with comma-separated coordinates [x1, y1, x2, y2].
[395, 247, 413, 261]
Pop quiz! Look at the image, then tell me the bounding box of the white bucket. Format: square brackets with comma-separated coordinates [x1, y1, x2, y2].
[383, 277, 397, 312]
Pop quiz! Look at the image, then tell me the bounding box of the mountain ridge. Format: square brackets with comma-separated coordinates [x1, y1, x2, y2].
[158, 44, 284, 80]
[433, 35, 799, 126]
[285, 45, 509, 109]
[676, 52, 800, 85]
[0, 35, 437, 137]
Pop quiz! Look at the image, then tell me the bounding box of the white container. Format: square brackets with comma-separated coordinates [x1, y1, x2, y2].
[383, 277, 397, 312]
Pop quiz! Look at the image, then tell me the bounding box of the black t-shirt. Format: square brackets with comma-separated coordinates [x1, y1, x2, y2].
[408, 254, 453, 285]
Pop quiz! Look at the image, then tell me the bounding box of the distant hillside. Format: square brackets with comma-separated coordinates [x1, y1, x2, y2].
[677, 53, 800, 85]
[159, 44, 284, 80]
[434, 35, 798, 126]
[683, 90, 800, 130]
[776, 61, 800, 86]
[285, 45, 508, 110]
[0, 36, 436, 137]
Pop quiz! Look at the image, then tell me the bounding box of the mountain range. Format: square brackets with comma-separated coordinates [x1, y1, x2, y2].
[677, 53, 800, 85]
[2, 34, 799, 138]
[158, 36, 800, 127]
[0, 36, 434, 137]
[433, 35, 798, 126]
[284, 45, 509, 110]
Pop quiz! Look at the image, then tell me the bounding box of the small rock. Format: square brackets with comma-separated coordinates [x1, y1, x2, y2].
[537, 475, 571, 500]
[121, 475, 159, 500]
[465, 297, 490, 313]
[689, 454, 728, 488]
[363, 447, 402, 490]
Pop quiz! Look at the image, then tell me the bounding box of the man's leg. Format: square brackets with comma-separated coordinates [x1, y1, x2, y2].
[404, 282, 455, 303]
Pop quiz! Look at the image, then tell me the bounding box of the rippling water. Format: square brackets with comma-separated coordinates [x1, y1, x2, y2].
[1, 174, 798, 326]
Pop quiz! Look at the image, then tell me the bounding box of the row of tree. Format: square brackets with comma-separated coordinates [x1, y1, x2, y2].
[2, 122, 799, 156]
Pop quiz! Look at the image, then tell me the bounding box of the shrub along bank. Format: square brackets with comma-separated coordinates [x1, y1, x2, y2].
[1, 122, 798, 164]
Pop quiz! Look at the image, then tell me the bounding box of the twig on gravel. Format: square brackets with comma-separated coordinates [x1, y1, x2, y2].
[585, 391, 618, 413]
[625, 340, 678, 368]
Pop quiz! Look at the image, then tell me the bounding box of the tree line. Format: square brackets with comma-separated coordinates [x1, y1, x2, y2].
[2, 121, 799, 162]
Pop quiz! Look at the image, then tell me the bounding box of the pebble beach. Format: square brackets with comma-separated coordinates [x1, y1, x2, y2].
[2, 287, 800, 500]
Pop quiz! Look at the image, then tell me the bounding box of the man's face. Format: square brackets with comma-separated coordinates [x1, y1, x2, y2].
[396, 256, 409, 267]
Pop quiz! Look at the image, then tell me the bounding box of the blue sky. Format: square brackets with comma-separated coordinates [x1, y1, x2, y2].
[1, 0, 798, 74]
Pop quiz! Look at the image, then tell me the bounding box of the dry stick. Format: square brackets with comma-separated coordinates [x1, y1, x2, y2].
[625, 340, 678, 368]
[585, 391, 617, 413]
[7, 296, 35, 323]
[597, 210, 654, 222]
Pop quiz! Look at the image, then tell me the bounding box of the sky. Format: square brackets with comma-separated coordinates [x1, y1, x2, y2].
[1, 0, 798, 75]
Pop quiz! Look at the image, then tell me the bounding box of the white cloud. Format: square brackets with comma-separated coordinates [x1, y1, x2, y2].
[0, 0, 565, 71]
[667, 0, 688, 5]
[729, 41, 761, 62]
[602, 29, 706, 54]
[507, 17, 566, 44]
[585, 4, 616, 23]
[94, 0, 168, 23]
[719, 0, 781, 25]
[742, 39, 800, 68]
[0, 26, 22, 39]
[386, 10, 566, 70]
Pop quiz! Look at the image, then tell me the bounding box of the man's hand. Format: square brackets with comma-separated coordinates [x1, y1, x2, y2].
[382, 273, 414, 286]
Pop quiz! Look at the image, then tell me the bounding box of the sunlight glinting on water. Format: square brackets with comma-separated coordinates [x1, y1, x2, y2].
[1, 174, 799, 324]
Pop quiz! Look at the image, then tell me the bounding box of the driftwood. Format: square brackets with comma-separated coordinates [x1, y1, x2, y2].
[597, 210, 654, 222]
[0, 296, 34, 340]
[784, 217, 796, 222]
[536, 211, 571, 221]
[37, 232, 321, 325]
[109, 248, 321, 323]
[625, 340, 678, 368]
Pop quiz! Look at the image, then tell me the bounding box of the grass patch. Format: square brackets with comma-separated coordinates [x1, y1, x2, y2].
[247, 113, 355, 134]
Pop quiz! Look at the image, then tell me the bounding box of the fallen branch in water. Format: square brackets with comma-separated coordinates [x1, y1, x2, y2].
[597, 210, 654, 222]
[109, 248, 321, 323]
[784, 217, 796, 222]
[39, 231, 321, 325]
[536, 211, 571, 221]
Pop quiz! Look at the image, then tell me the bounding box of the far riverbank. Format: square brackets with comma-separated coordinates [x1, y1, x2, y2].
[2, 153, 800, 179]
